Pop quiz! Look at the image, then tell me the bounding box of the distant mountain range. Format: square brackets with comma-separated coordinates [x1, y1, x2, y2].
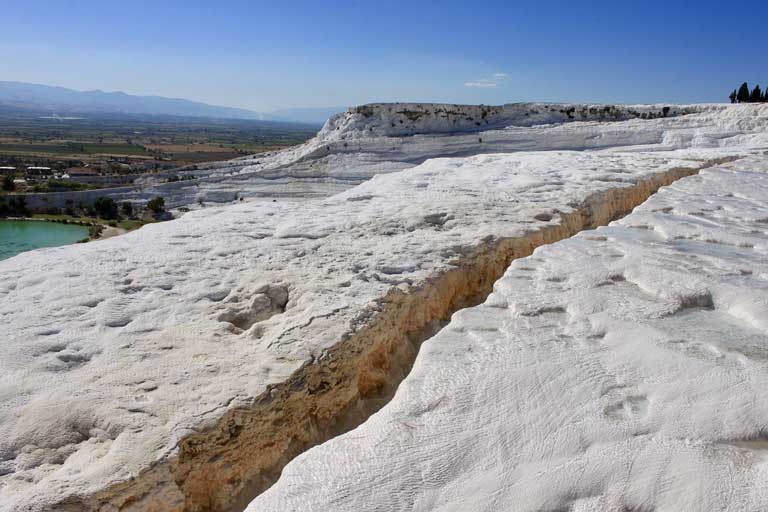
[0, 81, 345, 124]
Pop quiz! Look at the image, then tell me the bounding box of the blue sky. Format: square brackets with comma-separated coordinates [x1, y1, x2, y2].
[1, 0, 766, 111]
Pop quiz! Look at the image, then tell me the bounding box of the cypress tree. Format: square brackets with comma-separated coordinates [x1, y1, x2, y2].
[750, 85, 763, 103]
[737, 82, 751, 103]
[729, 90, 737, 103]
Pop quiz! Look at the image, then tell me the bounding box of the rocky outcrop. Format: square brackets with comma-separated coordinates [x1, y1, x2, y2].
[251, 156, 768, 512]
[1, 104, 767, 512]
[31, 103, 731, 209]
[150, 162, 716, 512]
[318, 102, 703, 140]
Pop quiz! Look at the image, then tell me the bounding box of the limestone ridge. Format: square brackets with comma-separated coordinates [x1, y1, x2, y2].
[318, 102, 702, 141]
[164, 161, 720, 512]
[6, 159, 718, 512]
[12, 102, 717, 211]
[251, 156, 768, 512]
[2, 104, 767, 512]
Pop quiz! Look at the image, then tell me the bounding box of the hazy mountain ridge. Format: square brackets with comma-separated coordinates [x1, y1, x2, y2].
[0, 82, 328, 124]
[0, 81, 268, 120]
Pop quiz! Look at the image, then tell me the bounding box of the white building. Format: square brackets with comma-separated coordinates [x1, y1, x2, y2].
[25, 166, 53, 175]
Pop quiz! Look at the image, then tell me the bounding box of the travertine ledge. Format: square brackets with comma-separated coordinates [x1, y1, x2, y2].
[251, 157, 768, 512]
[2, 104, 767, 512]
[6, 159, 727, 512]
[164, 163, 717, 512]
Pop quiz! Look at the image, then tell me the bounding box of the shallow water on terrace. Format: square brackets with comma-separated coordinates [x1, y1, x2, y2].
[0, 220, 89, 261]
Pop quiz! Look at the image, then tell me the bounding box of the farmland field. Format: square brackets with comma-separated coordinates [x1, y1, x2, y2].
[0, 112, 320, 170]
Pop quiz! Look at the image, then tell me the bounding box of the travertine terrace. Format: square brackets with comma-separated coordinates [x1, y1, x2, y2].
[253, 156, 768, 512]
[1, 103, 767, 511]
[73, 103, 713, 207]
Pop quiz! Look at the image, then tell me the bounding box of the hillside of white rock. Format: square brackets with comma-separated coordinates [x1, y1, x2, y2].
[1, 103, 767, 512]
[252, 156, 768, 512]
[73, 103, 716, 207]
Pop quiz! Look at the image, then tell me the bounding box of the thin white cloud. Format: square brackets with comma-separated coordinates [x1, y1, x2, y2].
[464, 80, 497, 88]
[465, 72, 508, 88]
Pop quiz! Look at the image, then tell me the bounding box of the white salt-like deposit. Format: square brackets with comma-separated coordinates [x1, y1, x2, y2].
[251, 156, 768, 511]
[1, 103, 767, 511]
[103, 103, 739, 207]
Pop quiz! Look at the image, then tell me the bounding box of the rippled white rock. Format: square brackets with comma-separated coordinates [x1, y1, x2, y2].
[123, 103, 756, 207]
[251, 156, 768, 511]
[1, 103, 767, 510]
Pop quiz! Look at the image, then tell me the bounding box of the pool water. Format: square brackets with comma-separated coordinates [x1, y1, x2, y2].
[0, 220, 90, 261]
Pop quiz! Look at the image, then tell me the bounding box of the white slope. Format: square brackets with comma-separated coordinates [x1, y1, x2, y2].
[250, 157, 768, 512]
[111, 103, 739, 207]
[0, 151, 702, 511]
[0, 104, 767, 511]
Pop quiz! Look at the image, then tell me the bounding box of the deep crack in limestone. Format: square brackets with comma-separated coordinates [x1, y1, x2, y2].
[55, 157, 738, 512]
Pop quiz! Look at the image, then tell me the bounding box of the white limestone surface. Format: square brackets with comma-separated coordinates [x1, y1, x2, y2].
[1, 104, 768, 510]
[0, 147, 717, 510]
[250, 157, 768, 511]
[109, 103, 767, 208]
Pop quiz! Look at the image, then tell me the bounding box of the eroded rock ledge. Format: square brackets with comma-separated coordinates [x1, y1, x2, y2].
[250, 157, 768, 512]
[31, 101, 729, 209]
[32, 157, 731, 512]
[167, 162, 714, 512]
[2, 104, 767, 512]
[322, 102, 699, 140]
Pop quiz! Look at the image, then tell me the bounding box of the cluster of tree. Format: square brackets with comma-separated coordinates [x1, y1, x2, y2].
[91, 197, 165, 219]
[58, 198, 132, 220]
[729, 82, 768, 103]
[45, 179, 93, 192]
[92, 196, 164, 219]
[0, 196, 29, 217]
[2, 175, 14, 192]
[92, 197, 120, 219]
[147, 196, 165, 214]
[0, 189, 168, 223]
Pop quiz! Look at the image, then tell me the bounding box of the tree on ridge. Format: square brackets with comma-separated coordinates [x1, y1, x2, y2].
[737, 82, 751, 103]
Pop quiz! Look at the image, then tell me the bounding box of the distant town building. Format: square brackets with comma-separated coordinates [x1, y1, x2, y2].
[0, 166, 15, 175]
[24, 167, 53, 183]
[25, 166, 53, 176]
